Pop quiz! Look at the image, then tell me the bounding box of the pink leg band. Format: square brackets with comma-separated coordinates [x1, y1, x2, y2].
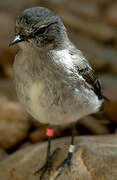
[46, 128, 54, 137]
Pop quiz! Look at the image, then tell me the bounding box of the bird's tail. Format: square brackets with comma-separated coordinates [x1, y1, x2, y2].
[101, 95, 110, 102]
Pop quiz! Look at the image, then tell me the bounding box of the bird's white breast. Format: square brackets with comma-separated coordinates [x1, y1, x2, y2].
[14, 48, 103, 125]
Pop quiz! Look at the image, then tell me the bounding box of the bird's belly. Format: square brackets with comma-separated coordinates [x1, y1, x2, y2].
[18, 81, 103, 125]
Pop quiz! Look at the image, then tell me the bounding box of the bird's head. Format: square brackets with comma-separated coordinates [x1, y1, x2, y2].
[9, 7, 67, 50]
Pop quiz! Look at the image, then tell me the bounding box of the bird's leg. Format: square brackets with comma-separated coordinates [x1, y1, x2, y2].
[56, 124, 76, 178]
[34, 127, 59, 179]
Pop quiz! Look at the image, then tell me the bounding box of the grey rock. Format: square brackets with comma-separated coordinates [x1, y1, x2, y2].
[0, 136, 117, 179]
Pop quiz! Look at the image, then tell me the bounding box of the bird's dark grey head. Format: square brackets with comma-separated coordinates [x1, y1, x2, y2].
[9, 7, 67, 49]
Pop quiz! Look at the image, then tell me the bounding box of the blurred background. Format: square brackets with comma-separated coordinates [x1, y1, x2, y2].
[0, 0, 117, 152]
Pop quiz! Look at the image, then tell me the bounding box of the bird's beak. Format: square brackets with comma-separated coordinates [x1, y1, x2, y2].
[9, 35, 23, 46]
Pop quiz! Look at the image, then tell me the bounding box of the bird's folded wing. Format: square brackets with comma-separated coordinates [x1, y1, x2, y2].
[70, 48, 108, 101]
[77, 66, 102, 98]
[76, 65, 108, 101]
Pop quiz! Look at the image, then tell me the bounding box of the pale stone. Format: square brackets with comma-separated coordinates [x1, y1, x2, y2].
[0, 136, 117, 179]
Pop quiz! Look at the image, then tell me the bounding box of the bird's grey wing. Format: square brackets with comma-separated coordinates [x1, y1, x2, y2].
[77, 66, 102, 99]
[71, 49, 108, 101]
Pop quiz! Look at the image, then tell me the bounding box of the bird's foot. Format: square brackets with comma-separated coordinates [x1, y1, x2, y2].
[34, 148, 59, 180]
[55, 152, 73, 178]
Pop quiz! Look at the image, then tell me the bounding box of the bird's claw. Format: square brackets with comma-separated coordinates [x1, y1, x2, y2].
[55, 152, 73, 179]
[34, 148, 60, 180]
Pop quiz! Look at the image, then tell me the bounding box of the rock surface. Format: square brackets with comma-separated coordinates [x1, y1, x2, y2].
[0, 148, 8, 162]
[105, 3, 117, 27]
[79, 115, 110, 135]
[0, 12, 16, 78]
[0, 136, 117, 180]
[100, 74, 117, 124]
[0, 97, 30, 149]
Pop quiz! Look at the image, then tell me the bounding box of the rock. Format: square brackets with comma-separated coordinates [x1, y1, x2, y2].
[100, 74, 117, 101]
[0, 0, 40, 16]
[79, 115, 110, 135]
[69, 1, 101, 21]
[62, 11, 116, 43]
[29, 126, 48, 143]
[0, 96, 30, 149]
[0, 80, 16, 100]
[18, 142, 31, 150]
[80, 134, 117, 144]
[99, 74, 117, 124]
[0, 149, 8, 162]
[0, 11, 17, 78]
[104, 102, 117, 124]
[109, 58, 117, 75]
[104, 3, 117, 28]
[0, 136, 117, 179]
[42, 0, 101, 21]
[0, 12, 14, 51]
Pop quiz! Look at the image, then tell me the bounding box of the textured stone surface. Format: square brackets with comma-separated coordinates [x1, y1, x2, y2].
[0, 148, 8, 162]
[0, 97, 30, 149]
[79, 115, 110, 135]
[62, 11, 116, 43]
[0, 136, 117, 180]
[99, 74, 117, 124]
[0, 12, 16, 78]
[100, 74, 117, 101]
[0, 80, 16, 100]
[105, 3, 117, 27]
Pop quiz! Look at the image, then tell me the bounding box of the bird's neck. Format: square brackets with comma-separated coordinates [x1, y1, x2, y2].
[54, 32, 71, 50]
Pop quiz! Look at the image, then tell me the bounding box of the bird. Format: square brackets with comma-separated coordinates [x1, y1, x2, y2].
[9, 6, 108, 179]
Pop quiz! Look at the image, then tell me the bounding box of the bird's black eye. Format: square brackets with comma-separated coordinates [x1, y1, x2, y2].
[35, 26, 47, 35]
